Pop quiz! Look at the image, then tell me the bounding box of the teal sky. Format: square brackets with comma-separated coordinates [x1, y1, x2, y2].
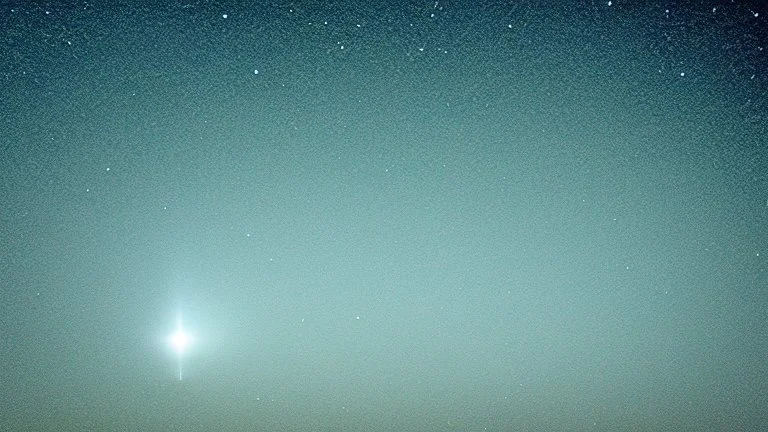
[2, 2, 767, 431]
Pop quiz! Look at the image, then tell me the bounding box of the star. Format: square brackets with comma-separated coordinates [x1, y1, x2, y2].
[167, 315, 193, 380]
[169, 324, 190, 355]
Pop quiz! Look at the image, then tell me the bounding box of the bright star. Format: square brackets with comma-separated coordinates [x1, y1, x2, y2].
[170, 325, 190, 355]
[167, 315, 193, 380]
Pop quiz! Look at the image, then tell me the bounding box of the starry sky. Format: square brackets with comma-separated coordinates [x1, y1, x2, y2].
[1, 1, 767, 431]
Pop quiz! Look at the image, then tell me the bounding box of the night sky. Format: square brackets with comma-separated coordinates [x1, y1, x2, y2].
[2, 1, 767, 431]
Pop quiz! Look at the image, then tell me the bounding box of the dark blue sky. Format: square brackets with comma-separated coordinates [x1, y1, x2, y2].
[2, 1, 767, 431]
